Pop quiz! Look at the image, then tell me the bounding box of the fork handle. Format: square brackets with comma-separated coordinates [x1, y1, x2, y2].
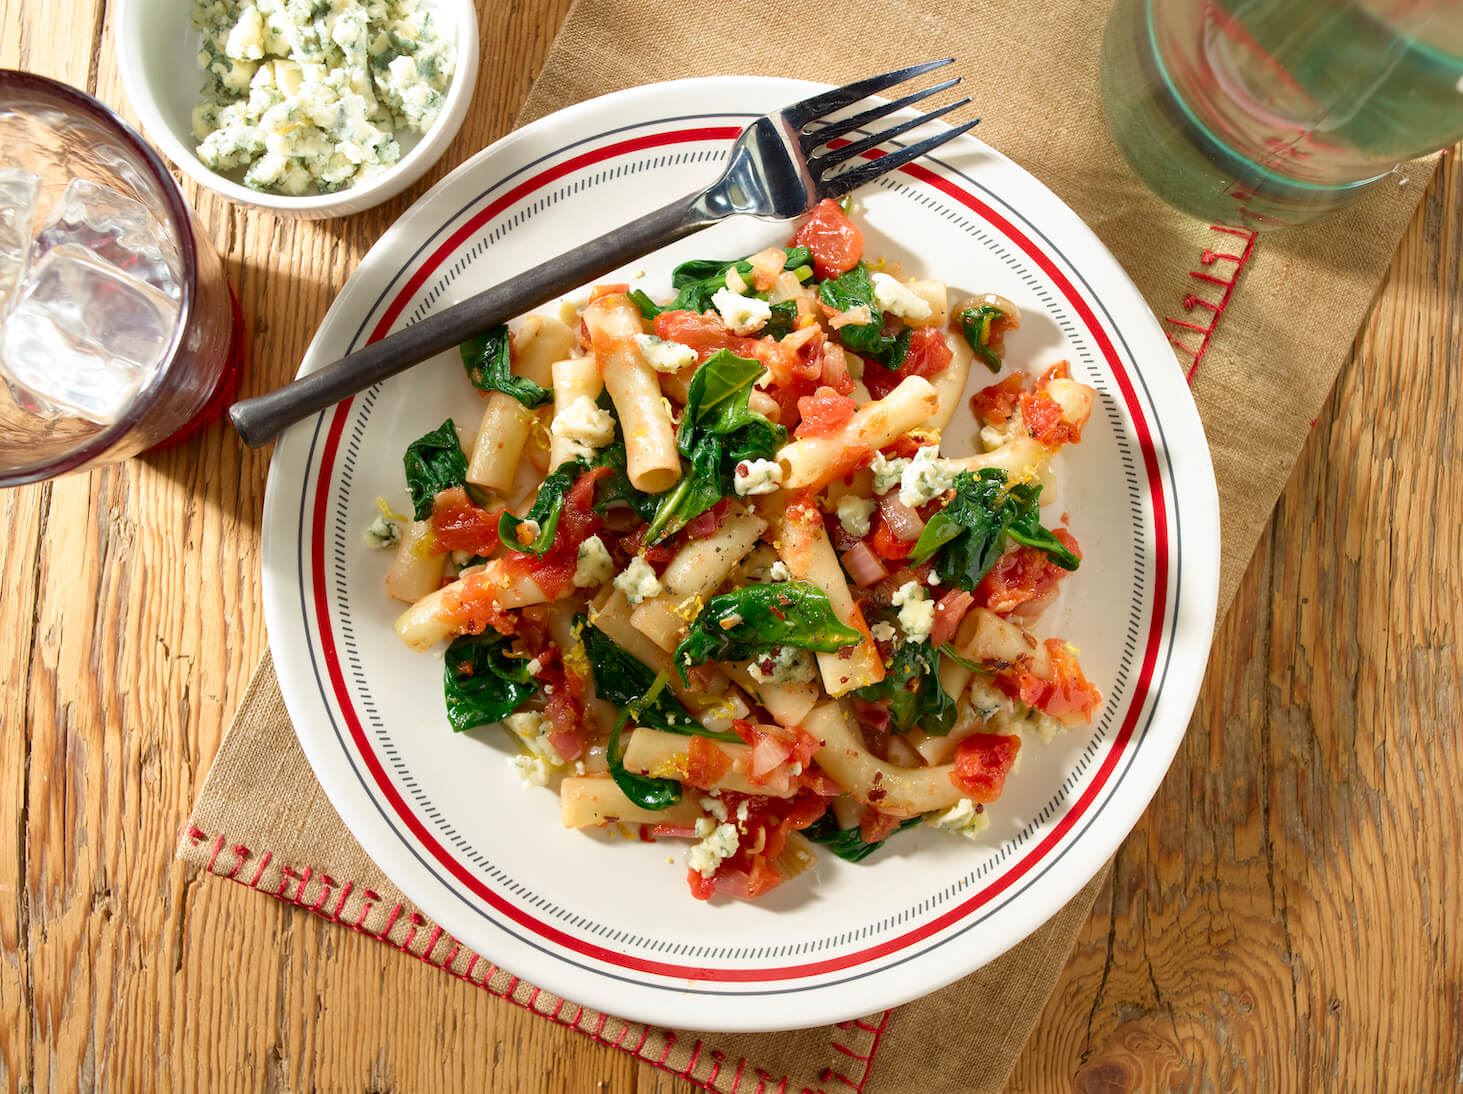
[228, 190, 716, 448]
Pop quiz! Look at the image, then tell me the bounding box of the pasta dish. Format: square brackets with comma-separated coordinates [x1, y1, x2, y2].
[368, 200, 1101, 901]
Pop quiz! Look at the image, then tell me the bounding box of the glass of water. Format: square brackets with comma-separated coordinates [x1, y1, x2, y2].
[0, 70, 240, 487]
[1100, 0, 1463, 228]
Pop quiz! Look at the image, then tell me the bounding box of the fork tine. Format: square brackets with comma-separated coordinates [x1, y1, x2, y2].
[810, 99, 971, 173]
[817, 117, 982, 199]
[800, 77, 961, 150]
[780, 59, 955, 129]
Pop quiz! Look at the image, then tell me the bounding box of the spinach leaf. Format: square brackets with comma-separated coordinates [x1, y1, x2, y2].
[629, 288, 664, 320]
[403, 419, 469, 520]
[607, 669, 684, 811]
[665, 246, 818, 314]
[817, 264, 911, 368]
[582, 622, 738, 741]
[955, 303, 1008, 372]
[910, 469, 1009, 590]
[853, 640, 957, 736]
[803, 812, 922, 863]
[443, 633, 536, 732]
[644, 350, 786, 543]
[763, 299, 799, 340]
[910, 469, 1078, 590]
[498, 458, 589, 556]
[673, 582, 862, 683]
[592, 442, 658, 522]
[459, 325, 551, 408]
[643, 441, 726, 545]
[1004, 482, 1081, 569]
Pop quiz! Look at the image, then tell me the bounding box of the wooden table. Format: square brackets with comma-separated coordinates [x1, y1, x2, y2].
[2, 1, 1459, 1089]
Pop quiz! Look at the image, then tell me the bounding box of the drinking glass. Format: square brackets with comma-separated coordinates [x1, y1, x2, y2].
[0, 70, 240, 487]
[1100, 0, 1463, 228]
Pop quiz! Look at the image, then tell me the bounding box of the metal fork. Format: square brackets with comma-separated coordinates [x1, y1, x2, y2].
[229, 60, 978, 447]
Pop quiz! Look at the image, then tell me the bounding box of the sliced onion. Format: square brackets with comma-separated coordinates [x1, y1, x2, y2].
[747, 246, 787, 291]
[841, 541, 889, 588]
[877, 493, 926, 541]
[930, 590, 974, 648]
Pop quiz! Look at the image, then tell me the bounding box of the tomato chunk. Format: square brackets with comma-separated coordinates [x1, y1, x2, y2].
[430, 487, 503, 556]
[975, 532, 1081, 616]
[950, 733, 1022, 802]
[793, 198, 863, 279]
[794, 385, 857, 438]
[1019, 390, 1082, 448]
[901, 328, 953, 379]
[970, 374, 1026, 427]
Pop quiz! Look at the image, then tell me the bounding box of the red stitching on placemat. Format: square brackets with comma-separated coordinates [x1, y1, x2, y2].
[182, 825, 891, 1093]
[1163, 224, 1258, 383]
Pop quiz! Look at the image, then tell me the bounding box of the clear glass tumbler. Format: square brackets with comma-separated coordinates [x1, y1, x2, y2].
[0, 70, 240, 487]
[1100, 0, 1463, 228]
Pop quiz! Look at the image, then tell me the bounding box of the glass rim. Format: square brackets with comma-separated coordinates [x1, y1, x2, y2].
[0, 68, 203, 487]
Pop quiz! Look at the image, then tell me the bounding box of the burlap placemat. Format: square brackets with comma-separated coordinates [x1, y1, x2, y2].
[178, 0, 1440, 1088]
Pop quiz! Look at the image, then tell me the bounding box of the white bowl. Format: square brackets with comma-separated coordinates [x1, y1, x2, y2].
[114, 0, 479, 219]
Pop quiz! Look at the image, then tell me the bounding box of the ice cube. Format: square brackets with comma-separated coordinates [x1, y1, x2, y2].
[0, 167, 40, 314]
[31, 178, 182, 299]
[0, 243, 179, 424]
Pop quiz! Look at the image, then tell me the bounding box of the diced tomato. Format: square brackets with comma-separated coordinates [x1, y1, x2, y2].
[970, 373, 1026, 426]
[653, 823, 698, 839]
[687, 868, 717, 901]
[950, 733, 1022, 802]
[901, 328, 954, 379]
[867, 514, 915, 561]
[1040, 360, 1071, 384]
[929, 589, 974, 648]
[1020, 390, 1083, 448]
[976, 533, 1081, 616]
[684, 735, 734, 790]
[542, 666, 586, 762]
[503, 465, 611, 598]
[617, 522, 679, 568]
[798, 766, 843, 797]
[860, 358, 901, 401]
[794, 385, 857, 438]
[792, 198, 863, 279]
[743, 857, 784, 898]
[587, 283, 629, 303]
[429, 487, 504, 557]
[440, 571, 517, 635]
[653, 310, 796, 379]
[859, 809, 904, 846]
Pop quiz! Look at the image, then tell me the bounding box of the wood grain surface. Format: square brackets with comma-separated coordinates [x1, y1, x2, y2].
[1, 1, 1459, 1090]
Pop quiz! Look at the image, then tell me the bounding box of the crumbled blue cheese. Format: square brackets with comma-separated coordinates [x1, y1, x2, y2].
[980, 410, 1025, 452]
[190, 0, 455, 195]
[362, 513, 400, 548]
[892, 581, 934, 643]
[687, 816, 741, 878]
[870, 451, 909, 495]
[871, 621, 897, 644]
[768, 560, 790, 582]
[573, 535, 614, 588]
[551, 394, 615, 458]
[925, 798, 990, 839]
[836, 494, 875, 538]
[701, 795, 729, 822]
[871, 272, 933, 322]
[747, 644, 817, 685]
[963, 677, 1062, 742]
[899, 446, 959, 507]
[634, 333, 697, 373]
[503, 711, 565, 787]
[733, 457, 784, 496]
[711, 288, 772, 335]
[614, 555, 662, 606]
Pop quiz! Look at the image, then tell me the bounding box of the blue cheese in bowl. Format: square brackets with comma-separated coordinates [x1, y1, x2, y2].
[190, 0, 455, 195]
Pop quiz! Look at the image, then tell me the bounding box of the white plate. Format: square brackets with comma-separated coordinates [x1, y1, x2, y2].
[262, 77, 1220, 1032]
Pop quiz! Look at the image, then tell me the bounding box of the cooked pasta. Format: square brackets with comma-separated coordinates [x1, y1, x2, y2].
[376, 200, 1101, 903]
